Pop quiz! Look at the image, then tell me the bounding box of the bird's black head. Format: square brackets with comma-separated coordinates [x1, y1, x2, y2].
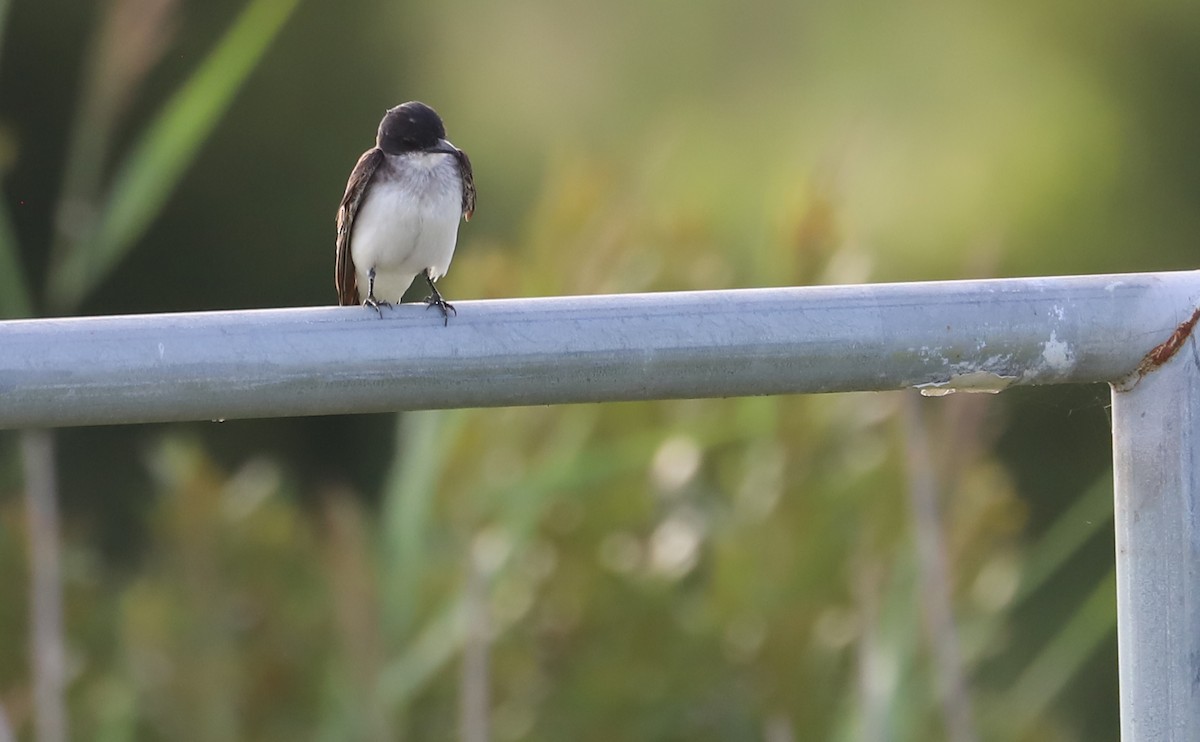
[376, 101, 448, 155]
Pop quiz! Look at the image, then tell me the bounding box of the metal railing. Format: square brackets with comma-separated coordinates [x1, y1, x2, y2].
[2, 269, 1198, 740]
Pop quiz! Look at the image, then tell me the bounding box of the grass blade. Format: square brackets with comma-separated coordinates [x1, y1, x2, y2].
[0, 201, 31, 317]
[1014, 474, 1113, 604]
[1005, 570, 1117, 734]
[49, 0, 301, 310]
[0, 0, 28, 318]
[0, 0, 11, 64]
[381, 409, 468, 644]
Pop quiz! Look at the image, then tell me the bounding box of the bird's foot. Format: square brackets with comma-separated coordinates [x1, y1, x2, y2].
[363, 295, 392, 318]
[423, 295, 456, 326]
[420, 270, 455, 326]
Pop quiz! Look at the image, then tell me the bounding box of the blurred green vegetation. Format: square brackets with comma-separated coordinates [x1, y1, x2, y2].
[1, 0, 1197, 739]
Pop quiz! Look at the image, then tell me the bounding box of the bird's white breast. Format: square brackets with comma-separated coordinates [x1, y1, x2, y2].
[350, 152, 463, 302]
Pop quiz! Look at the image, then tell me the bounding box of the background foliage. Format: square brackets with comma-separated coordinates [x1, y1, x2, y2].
[1, 0, 1197, 739]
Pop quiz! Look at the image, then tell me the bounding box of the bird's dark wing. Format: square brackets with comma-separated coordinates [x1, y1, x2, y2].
[454, 148, 476, 221]
[335, 147, 384, 305]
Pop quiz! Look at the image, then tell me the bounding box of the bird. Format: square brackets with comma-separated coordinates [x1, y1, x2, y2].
[335, 101, 476, 323]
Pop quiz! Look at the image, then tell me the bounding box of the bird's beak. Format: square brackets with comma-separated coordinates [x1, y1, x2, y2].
[427, 138, 459, 155]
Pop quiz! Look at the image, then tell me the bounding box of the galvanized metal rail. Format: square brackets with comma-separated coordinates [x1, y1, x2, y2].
[0, 271, 1196, 427]
[2, 270, 1198, 740]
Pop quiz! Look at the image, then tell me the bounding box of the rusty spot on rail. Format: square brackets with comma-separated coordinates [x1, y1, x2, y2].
[1117, 306, 1200, 391]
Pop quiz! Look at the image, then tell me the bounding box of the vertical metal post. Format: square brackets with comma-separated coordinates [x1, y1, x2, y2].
[1112, 346, 1200, 741]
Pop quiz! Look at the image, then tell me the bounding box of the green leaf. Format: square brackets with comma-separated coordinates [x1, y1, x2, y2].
[49, 0, 301, 311]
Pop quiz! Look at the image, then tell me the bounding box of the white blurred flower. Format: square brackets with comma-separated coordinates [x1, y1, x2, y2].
[650, 435, 703, 494]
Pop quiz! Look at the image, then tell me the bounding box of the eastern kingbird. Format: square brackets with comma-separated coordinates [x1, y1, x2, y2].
[335, 101, 476, 322]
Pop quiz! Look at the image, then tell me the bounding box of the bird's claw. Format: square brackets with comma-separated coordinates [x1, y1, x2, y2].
[363, 296, 392, 318]
[423, 295, 456, 326]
